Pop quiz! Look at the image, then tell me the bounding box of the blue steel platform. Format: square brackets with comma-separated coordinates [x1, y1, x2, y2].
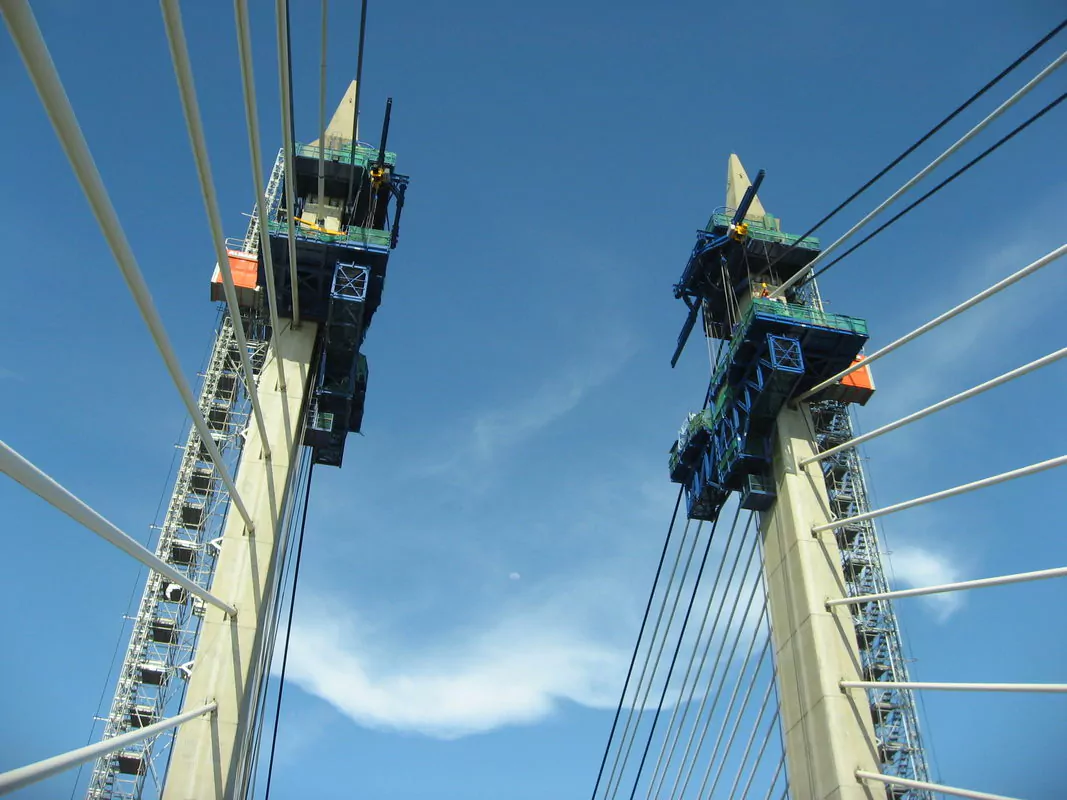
[670, 298, 869, 521]
[262, 141, 409, 467]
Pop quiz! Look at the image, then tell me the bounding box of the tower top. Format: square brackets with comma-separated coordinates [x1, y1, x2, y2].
[725, 153, 767, 221]
[310, 80, 359, 150]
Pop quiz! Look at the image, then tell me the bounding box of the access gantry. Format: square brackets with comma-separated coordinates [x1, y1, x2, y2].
[667, 156, 930, 797]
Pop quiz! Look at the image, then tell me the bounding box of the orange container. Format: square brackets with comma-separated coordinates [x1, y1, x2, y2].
[210, 251, 260, 306]
[837, 356, 875, 405]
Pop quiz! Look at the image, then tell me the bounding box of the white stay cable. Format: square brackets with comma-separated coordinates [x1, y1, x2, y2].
[159, 0, 274, 466]
[317, 0, 328, 210]
[797, 242, 1067, 401]
[715, 661, 778, 800]
[600, 517, 696, 798]
[759, 754, 786, 800]
[0, 0, 255, 532]
[663, 531, 762, 800]
[772, 49, 1067, 298]
[232, 0, 289, 394]
[274, 0, 301, 326]
[804, 344, 1067, 465]
[737, 709, 782, 800]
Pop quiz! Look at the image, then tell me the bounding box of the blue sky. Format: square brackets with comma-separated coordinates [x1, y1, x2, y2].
[1, 1, 1066, 798]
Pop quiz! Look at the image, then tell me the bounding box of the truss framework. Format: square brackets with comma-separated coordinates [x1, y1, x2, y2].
[86, 311, 270, 800]
[798, 281, 932, 798]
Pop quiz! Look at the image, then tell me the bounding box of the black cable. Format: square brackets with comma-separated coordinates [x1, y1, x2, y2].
[589, 486, 684, 800]
[764, 17, 1067, 277]
[247, 447, 311, 798]
[345, 0, 370, 225]
[802, 91, 1067, 286]
[624, 509, 723, 800]
[262, 459, 315, 800]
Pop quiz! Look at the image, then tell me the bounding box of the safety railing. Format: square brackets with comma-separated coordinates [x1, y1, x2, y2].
[294, 141, 397, 167]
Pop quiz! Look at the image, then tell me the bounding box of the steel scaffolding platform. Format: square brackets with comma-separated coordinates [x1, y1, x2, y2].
[86, 310, 270, 799]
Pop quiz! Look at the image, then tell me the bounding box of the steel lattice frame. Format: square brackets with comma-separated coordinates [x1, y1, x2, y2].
[797, 280, 932, 799]
[86, 161, 283, 798]
[86, 311, 270, 799]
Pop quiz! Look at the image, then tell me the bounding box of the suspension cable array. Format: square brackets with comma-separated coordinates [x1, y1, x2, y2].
[591, 502, 785, 800]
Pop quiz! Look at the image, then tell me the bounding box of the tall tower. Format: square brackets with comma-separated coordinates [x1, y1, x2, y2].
[86, 83, 409, 800]
[668, 156, 929, 797]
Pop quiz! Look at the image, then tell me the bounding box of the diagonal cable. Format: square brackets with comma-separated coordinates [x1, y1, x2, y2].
[624, 509, 726, 799]
[802, 91, 1067, 285]
[668, 548, 766, 800]
[605, 518, 703, 798]
[761, 17, 1067, 277]
[645, 507, 753, 798]
[589, 488, 684, 800]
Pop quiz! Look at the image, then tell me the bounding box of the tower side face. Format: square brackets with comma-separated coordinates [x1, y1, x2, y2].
[162, 322, 318, 800]
[760, 407, 882, 800]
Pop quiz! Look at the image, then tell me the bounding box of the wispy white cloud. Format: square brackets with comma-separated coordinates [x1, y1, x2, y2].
[886, 543, 964, 622]
[284, 598, 627, 739]
[283, 501, 769, 740]
[0, 367, 22, 381]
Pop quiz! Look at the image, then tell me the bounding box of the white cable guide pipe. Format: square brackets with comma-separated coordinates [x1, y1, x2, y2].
[856, 771, 1021, 800]
[232, 0, 288, 393]
[812, 453, 1067, 533]
[797, 242, 1067, 401]
[0, 441, 237, 616]
[275, 0, 302, 326]
[803, 345, 1067, 465]
[0, 0, 255, 534]
[827, 565, 1067, 607]
[842, 680, 1067, 693]
[317, 0, 328, 212]
[160, 0, 274, 463]
[0, 702, 217, 795]
[771, 49, 1067, 299]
